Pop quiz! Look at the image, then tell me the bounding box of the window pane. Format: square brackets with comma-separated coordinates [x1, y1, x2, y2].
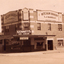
[58, 24, 62, 31]
[48, 24, 51, 30]
[58, 40, 63, 46]
[23, 12, 29, 20]
[37, 23, 41, 30]
[5, 26, 9, 32]
[23, 23, 30, 30]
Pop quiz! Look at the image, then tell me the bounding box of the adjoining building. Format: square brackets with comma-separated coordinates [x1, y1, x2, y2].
[0, 8, 64, 52]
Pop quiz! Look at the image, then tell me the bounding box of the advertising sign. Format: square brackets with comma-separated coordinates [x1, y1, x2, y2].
[20, 37, 29, 40]
[4, 11, 18, 24]
[37, 10, 62, 22]
[17, 30, 32, 35]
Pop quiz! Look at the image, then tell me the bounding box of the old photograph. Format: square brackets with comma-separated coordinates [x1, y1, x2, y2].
[0, 0, 64, 64]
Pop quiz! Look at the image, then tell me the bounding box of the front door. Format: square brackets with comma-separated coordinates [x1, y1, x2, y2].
[23, 38, 31, 52]
[48, 40, 53, 50]
[4, 39, 7, 51]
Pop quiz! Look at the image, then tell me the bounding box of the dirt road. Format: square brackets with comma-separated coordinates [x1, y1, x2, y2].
[0, 50, 64, 64]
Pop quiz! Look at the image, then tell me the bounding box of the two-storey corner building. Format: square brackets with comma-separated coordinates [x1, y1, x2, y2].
[0, 7, 64, 52]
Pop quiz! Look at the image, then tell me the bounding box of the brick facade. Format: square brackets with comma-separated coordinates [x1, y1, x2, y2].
[0, 8, 64, 52]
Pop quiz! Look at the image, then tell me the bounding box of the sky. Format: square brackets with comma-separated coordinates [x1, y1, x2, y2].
[0, 0, 64, 32]
[0, 0, 64, 15]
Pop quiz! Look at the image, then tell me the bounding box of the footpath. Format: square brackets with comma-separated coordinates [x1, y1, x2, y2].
[0, 47, 64, 56]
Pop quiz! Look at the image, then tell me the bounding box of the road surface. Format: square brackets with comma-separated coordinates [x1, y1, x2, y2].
[0, 50, 64, 64]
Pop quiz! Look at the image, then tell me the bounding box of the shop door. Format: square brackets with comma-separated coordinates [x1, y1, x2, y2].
[23, 38, 31, 52]
[4, 39, 7, 51]
[48, 40, 53, 50]
[0, 40, 3, 52]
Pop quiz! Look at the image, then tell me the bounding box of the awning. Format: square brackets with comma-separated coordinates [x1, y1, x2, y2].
[0, 35, 13, 40]
[0, 34, 56, 40]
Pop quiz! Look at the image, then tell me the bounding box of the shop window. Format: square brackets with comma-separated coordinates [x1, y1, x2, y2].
[37, 23, 41, 30]
[23, 23, 30, 30]
[36, 42, 43, 49]
[58, 24, 62, 31]
[58, 40, 63, 46]
[37, 42, 43, 46]
[48, 24, 51, 31]
[23, 38, 31, 46]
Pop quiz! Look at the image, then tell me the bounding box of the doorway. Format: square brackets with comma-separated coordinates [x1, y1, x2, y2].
[4, 39, 7, 51]
[23, 38, 31, 52]
[48, 40, 53, 50]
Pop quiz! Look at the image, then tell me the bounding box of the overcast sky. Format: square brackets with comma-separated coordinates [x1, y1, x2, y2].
[0, 0, 64, 15]
[0, 0, 64, 32]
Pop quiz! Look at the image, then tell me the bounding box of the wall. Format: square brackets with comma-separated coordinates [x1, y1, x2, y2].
[1, 8, 64, 49]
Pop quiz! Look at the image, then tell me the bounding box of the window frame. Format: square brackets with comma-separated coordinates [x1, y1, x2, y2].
[23, 23, 30, 30]
[58, 40, 63, 46]
[48, 23, 51, 31]
[23, 11, 29, 21]
[37, 23, 41, 30]
[58, 24, 62, 31]
[5, 26, 9, 33]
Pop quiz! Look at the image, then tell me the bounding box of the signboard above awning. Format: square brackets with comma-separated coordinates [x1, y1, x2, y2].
[17, 30, 32, 35]
[20, 37, 29, 40]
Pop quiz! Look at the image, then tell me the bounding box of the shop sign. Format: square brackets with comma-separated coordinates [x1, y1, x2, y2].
[17, 30, 32, 35]
[20, 37, 29, 40]
[37, 10, 62, 22]
[4, 11, 18, 24]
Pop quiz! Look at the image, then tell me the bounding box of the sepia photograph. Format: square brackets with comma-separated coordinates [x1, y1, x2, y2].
[0, 0, 64, 64]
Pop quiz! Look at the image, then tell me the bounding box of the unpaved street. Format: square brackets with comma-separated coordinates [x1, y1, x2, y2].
[0, 50, 64, 64]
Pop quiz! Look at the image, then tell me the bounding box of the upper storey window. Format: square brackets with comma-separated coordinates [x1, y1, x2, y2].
[48, 24, 51, 31]
[5, 26, 9, 33]
[58, 24, 62, 31]
[23, 8, 29, 21]
[23, 23, 30, 30]
[37, 23, 41, 30]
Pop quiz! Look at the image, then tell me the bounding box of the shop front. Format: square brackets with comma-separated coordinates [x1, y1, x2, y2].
[34, 37, 46, 51]
[4, 36, 33, 52]
[0, 34, 50, 52]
